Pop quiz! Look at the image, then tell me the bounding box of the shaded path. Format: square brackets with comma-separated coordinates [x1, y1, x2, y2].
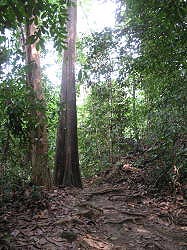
[1, 165, 187, 249]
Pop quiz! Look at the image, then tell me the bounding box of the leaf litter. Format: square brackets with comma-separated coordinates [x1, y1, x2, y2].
[0, 156, 187, 249]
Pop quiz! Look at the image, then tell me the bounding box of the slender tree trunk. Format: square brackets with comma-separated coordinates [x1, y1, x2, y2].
[132, 81, 139, 141]
[107, 77, 113, 164]
[25, 20, 51, 186]
[55, 0, 82, 187]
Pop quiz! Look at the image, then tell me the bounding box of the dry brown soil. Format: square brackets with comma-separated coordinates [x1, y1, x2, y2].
[1, 164, 187, 250]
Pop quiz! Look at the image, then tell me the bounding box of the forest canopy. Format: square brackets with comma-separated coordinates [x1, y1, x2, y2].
[0, 0, 186, 191]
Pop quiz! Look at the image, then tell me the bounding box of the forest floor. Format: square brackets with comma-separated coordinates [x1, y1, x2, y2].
[1, 155, 187, 250]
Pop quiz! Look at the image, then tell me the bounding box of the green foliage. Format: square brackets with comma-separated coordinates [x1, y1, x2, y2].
[0, 0, 186, 193]
[77, 27, 147, 177]
[78, 82, 127, 177]
[116, 0, 187, 190]
[0, 77, 34, 184]
[43, 80, 60, 168]
[77, 0, 186, 192]
[0, 32, 42, 187]
[0, 0, 69, 188]
[77, 28, 118, 85]
[0, 0, 70, 51]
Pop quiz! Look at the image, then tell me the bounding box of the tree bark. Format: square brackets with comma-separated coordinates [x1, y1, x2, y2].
[55, 0, 82, 187]
[25, 20, 51, 187]
[132, 81, 139, 141]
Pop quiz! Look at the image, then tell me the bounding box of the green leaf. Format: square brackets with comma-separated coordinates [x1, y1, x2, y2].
[0, 0, 8, 6]
[0, 36, 6, 43]
[35, 42, 40, 51]
[25, 35, 37, 45]
[78, 70, 82, 82]
[34, 16, 38, 25]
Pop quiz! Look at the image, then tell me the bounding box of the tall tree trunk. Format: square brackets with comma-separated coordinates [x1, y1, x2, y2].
[132, 81, 139, 141]
[107, 77, 113, 164]
[25, 20, 51, 186]
[55, 0, 82, 187]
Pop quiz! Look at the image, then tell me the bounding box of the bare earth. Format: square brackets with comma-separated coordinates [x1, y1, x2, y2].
[1, 164, 187, 250]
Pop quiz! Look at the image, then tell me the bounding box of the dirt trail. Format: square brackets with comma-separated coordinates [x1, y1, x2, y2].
[0, 165, 187, 249]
